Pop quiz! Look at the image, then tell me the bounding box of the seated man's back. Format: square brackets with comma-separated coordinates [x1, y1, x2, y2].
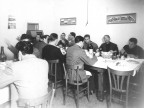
[12, 56, 48, 99]
[0, 41, 49, 108]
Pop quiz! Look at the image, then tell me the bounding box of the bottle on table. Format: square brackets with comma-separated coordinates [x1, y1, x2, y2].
[112, 51, 117, 60]
[99, 48, 102, 57]
[88, 44, 94, 58]
[119, 52, 127, 60]
[0, 46, 7, 62]
[124, 52, 127, 58]
[88, 44, 93, 51]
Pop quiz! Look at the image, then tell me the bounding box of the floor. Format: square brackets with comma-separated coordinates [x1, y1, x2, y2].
[52, 87, 123, 108]
[1, 86, 144, 108]
[51, 80, 144, 108]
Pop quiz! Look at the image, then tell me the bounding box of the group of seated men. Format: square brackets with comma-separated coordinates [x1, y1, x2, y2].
[0, 32, 143, 107]
[56, 32, 143, 59]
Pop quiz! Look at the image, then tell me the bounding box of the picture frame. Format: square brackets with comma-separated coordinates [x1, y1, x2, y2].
[107, 13, 136, 24]
[8, 15, 16, 29]
[60, 17, 76, 25]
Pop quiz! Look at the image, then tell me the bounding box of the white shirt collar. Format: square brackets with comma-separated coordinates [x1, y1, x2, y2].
[22, 54, 36, 60]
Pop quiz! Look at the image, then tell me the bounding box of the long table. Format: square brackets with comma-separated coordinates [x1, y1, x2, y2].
[0, 86, 10, 105]
[0, 61, 18, 107]
[85, 57, 144, 101]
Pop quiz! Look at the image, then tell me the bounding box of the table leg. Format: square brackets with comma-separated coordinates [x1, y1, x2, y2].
[84, 65, 106, 101]
[97, 72, 104, 101]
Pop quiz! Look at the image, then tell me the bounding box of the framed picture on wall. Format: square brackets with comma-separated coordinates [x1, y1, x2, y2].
[107, 13, 136, 24]
[8, 15, 16, 29]
[60, 17, 76, 25]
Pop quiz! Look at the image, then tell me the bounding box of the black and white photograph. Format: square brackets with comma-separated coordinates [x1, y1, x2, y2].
[0, 0, 144, 108]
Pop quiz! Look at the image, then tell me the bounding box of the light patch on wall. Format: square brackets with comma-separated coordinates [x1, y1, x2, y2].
[60, 17, 76, 25]
[8, 15, 16, 29]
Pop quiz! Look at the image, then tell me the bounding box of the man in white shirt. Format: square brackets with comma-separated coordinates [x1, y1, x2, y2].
[0, 41, 48, 108]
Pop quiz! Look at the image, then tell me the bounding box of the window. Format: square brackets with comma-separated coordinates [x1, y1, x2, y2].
[27, 23, 39, 30]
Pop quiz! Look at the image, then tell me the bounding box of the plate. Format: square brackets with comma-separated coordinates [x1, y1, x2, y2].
[126, 60, 140, 64]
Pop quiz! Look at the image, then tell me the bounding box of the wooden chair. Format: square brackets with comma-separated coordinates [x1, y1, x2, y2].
[128, 63, 144, 106]
[107, 66, 133, 108]
[63, 63, 90, 108]
[17, 83, 55, 108]
[47, 60, 64, 96]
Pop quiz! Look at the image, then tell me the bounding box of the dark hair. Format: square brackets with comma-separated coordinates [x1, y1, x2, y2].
[16, 41, 33, 54]
[20, 34, 32, 40]
[61, 33, 66, 35]
[84, 34, 90, 39]
[70, 32, 76, 38]
[129, 38, 137, 44]
[47, 33, 58, 43]
[104, 35, 110, 39]
[75, 36, 84, 43]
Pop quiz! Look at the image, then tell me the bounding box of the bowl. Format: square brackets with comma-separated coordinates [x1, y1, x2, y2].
[101, 52, 112, 59]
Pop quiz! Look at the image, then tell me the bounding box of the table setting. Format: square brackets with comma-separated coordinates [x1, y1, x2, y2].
[84, 49, 144, 101]
[84, 49, 144, 76]
[93, 56, 144, 76]
[0, 61, 14, 105]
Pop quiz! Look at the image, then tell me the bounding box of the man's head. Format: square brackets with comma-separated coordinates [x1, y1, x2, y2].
[16, 41, 33, 60]
[69, 32, 76, 38]
[20, 34, 31, 41]
[61, 33, 66, 40]
[128, 38, 137, 49]
[103, 35, 110, 44]
[84, 34, 91, 44]
[47, 33, 58, 45]
[36, 35, 41, 41]
[16, 41, 33, 55]
[75, 36, 84, 48]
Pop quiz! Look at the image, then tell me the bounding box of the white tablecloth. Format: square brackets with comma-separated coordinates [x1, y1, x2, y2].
[0, 86, 9, 105]
[0, 61, 13, 105]
[93, 57, 144, 76]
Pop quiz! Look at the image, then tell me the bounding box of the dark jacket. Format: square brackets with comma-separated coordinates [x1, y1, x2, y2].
[57, 39, 69, 48]
[42, 44, 65, 80]
[123, 45, 144, 59]
[99, 42, 119, 54]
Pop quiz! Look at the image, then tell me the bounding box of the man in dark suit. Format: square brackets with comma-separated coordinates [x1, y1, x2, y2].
[57, 33, 69, 49]
[42, 33, 65, 80]
[99, 35, 119, 55]
[66, 36, 97, 93]
[120, 38, 144, 59]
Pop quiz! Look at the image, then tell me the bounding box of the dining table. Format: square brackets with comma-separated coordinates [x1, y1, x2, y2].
[0, 61, 11, 106]
[0, 60, 18, 107]
[84, 56, 144, 102]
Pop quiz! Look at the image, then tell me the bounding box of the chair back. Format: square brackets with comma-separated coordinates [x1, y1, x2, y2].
[17, 85, 55, 108]
[63, 63, 67, 80]
[107, 66, 133, 93]
[48, 60, 59, 77]
[66, 64, 83, 70]
[65, 64, 84, 84]
[63, 64, 90, 108]
[48, 59, 64, 92]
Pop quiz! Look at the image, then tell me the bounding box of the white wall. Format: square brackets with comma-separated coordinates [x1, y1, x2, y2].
[0, 0, 143, 59]
[54, 0, 144, 49]
[104, 0, 144, 49]
[0, 0, 55, 59]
